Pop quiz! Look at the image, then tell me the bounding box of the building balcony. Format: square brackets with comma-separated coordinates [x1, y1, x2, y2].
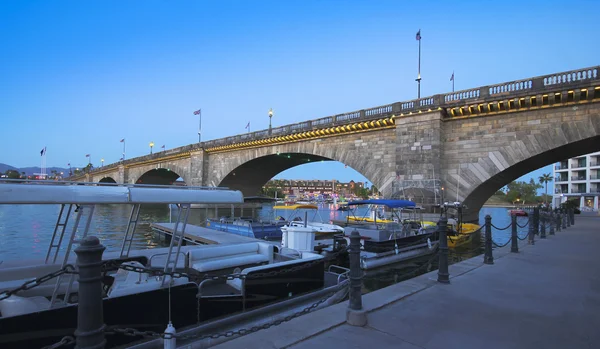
[590, 174, 600, 180]
[571, 176, 587, 181]
[570, 189, 588, 194]
[555, 165, 568, 171]
[555, 177, 568, 182]
[591, 161, 600, 167]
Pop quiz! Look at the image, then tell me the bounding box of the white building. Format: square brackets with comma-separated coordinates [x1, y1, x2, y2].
[553, 151, 600, 211]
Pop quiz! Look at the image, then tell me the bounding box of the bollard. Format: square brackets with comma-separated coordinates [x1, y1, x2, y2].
[540, 213, 546, 239]
[510, 214, 518, 253]
[569, 208, 575, 225]
[549, 212, 555, 235]
[562, 210, 567, 229]
[566, 209, 571, 228]
[556, 213, 561, 232]
[533, 207, 540, 236]
[74, 236, 106, 349]
[346, 230, 367, 326]
[484, 215, 494, 265]
[528, 215, 535, 245]
[437, 216, 449, 283]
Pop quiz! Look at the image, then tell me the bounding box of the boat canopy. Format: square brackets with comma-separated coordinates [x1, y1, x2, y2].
[347, 199, 416, 209]
[273, 204, 319, 210]
[0, 182, 244, 205]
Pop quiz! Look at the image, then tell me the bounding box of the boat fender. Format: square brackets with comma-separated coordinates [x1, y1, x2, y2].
[427, 238, 432, 249]
[360, 256, 367, 270]
[164, 321, 176, 349]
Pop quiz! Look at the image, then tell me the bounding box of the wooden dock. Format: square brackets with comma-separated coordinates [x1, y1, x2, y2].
[150, 222, 263, 245]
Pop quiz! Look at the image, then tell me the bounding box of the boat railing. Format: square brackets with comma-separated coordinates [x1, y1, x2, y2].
[327, 265, 350, 284]
[0, 178, 231, 190]
[148, 251, 188, 269]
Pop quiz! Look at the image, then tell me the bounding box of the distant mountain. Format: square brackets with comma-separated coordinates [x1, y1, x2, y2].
[0, 163, 71, 175]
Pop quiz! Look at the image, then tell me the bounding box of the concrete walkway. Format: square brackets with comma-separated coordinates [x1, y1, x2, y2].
[194, 213, 600, 349]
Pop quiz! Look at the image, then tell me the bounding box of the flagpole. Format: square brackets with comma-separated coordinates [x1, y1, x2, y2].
[123, 139, 126, 161]
[415, 29, 422, 99]
[452, 71, 455, 92]
[198, 109, 202, 143]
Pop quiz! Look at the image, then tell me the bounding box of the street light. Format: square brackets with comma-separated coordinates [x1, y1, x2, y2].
[101, 158, 104, 167]
[149, 142, 154, 154]
[268, 108, 273, 135]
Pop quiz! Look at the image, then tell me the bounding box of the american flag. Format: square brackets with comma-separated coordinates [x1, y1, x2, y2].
[161, 145, 165, 149]
[193, 109, 201, 115]
[245, 122, 250, 129]
[416, 30, 421, 41]
[450, 72, 454, 81]
[85, 154, 90, 157]
[120, 138, 125, 142]
[67, 163, 70, 166]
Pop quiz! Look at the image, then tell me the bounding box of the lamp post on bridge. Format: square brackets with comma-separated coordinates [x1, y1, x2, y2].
[149, 142, 154, 155]
[268, 108, 273, 135]
[100, 158, 104, 167]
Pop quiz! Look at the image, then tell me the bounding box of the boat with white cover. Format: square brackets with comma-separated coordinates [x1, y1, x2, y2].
[0, 180, 349, 349]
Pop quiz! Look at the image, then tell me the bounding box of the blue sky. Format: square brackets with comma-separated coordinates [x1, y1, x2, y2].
[1, 0, 597, 192]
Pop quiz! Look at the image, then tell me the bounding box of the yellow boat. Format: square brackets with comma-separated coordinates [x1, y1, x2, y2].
[346, 216, 394, 223]
[446, 221, 481, 248]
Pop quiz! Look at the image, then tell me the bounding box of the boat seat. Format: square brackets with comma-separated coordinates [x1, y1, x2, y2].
[0, 295, 51, 317]
[107, 261, 188, 298]
[0, 263, 80, 298]
[188, 242, 273, 273]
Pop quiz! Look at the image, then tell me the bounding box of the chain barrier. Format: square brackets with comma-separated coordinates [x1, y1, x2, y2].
[516, 218, 530, 228]
[40, 336, 75, 349]
[492, 237, 512, 248]
[0, 264, 77, 302]
[105, 282, 348, 342]
[516, 232, 529, 241]
[490, 223, 512, 231]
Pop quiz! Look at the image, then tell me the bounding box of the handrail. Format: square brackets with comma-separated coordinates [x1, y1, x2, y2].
[78, 65, 599, 174]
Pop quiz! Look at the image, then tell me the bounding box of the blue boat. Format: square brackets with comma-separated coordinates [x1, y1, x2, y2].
[205, 217, 286, 240]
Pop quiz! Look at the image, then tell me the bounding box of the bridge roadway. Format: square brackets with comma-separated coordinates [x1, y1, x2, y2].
[198, 212, 600, 349]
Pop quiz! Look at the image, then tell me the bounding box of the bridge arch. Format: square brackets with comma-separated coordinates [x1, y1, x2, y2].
[135, 168, 185, 186]
[98, 177, 117, 184]
[210, 129, 397, 196]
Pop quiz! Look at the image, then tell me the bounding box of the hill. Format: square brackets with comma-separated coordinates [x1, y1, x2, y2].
[0, 163, 71, 176]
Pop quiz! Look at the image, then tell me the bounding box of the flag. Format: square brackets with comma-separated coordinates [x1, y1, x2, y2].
[416, 30, 421, 41]
[120, 138, 125, 142]
[193, 109, 201, 115]
[67, 163, 70, 166]
[450, 72, 454, 81]
[40, 147, 46, 156]
[119, 157, 123, 161]
[245, 122, 250, 129]
[161, 145, 165, 149]
[85, 154, 90, 157]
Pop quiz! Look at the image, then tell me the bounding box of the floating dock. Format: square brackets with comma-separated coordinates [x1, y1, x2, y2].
[151, 222, 264, 245]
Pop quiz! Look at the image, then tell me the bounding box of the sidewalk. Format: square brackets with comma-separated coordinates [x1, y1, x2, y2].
[200, 213, 599, 349]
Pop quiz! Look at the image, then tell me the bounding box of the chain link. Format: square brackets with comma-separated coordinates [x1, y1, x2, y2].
[516, 218, 530, 228]
[105, 283, 348, 342]
[0, 264, 77, 301]
[491, 223, 512, 231]
[492, 237, 512, 248]
[40, 336, 75, 349]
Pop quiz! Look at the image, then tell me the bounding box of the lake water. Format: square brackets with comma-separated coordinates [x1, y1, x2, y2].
[0, 203, 528, 262]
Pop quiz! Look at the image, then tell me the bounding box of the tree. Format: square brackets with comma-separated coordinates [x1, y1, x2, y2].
[538, 173, 552, 204]
[505, 179, 542, 204]
[5, 170, 21, 179]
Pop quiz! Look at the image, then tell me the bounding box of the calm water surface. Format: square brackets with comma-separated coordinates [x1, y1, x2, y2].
[0, 204, 527, 264]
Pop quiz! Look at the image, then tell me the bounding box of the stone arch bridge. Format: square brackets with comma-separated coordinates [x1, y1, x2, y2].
[74, 66, 600, 220]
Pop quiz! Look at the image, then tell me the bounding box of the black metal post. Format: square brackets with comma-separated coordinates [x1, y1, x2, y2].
[346, 230, 366, 326]
[561, 209, 567, 229]
[484, 215, 494, 265]
[511, 214, 518, 253]
[569, 208, 575, 225]
[74, 236, 106, 349]
[533, 206, 540, 236]
[540, 213, 546, 239]
[566, 209, 571, 227]
[556, 213, 561, 232]
[437, 216, 449, 283]
[528, 214, 535, 245]
[549, 212, 555, 235]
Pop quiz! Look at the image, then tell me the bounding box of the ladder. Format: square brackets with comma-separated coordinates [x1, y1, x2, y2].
[45, 204, 74, 264]
[161, 204, 190, 287]
[50, 205, 95, 308]
[119, 204, 142, 259]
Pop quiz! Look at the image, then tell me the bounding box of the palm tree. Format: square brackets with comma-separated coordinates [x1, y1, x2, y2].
[538, 173, 552, 204]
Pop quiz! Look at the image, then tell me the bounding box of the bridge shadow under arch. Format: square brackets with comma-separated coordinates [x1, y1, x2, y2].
[464, 135, 600, 219]
[98, 177, 117, 184]
[218, 153, 336, 195]
[136, 168, 184, 186]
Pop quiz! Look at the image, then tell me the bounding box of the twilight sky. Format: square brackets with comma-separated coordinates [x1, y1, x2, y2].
[1, 0, 597, 190]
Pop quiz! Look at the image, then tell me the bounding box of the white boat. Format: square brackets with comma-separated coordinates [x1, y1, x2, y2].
[0, 180, 349, 349]
[273, 204, 344, 234]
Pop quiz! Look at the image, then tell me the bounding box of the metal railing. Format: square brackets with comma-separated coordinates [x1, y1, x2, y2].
[78, 65, 599, 177]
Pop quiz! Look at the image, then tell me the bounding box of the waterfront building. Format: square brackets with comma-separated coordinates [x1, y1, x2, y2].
[553, 151, 600, 211]
[263, 179, 365, 199]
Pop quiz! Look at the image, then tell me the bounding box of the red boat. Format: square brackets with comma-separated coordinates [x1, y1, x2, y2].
[509, 209, 528, 216]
